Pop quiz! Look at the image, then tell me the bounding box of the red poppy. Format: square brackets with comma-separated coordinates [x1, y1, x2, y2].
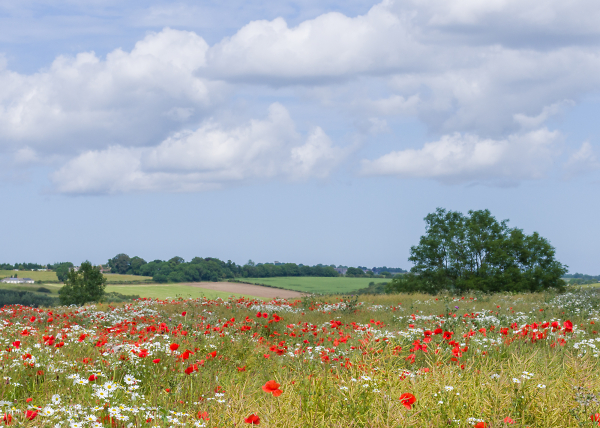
[181, 312, 187, 316]
[262, 380, 282, 397]
[25, 398, 32, 403]
[473, 423, 487, 428]
[504, 417, 515, 424]
[25, 410, 38, 421]
[88, 374, 97, 382]
[399, 393, 416, 409]
[563, 320, 573, 333]
[197, 411, 209, 421]
[170, 343, 180, 351]
[153, 358, 161, 364]
[244, 414, 260, 425]
[12, 341, 20, 349]
[237, 366, 247, 372]
[2, 413, 12, 425]
[592, 413, 600, 422]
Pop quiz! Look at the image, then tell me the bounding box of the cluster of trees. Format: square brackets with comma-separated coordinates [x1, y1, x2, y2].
[106, 254, 341, 283]
[564, 273, 600, 285]
[0, 262, 46, 270]
[387, 208, 568, 294]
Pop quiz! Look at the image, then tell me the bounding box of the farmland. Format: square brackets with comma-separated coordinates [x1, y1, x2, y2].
[238, 276, 387, 294]
[0, 271, 153, 284]
[2, 289, 600, 427]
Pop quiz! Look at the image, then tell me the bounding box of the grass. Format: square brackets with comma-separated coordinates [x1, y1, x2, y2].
[0, 270, 154, 284]
[1, 288, 600, 427]
[0, 270, 58, 282]
[238, 276, 387, 294]
[103, 273, 153, 283]
[105, 283, 255, 300]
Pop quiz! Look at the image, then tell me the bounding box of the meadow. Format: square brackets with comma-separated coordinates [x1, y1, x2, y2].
[238, 276, 386, 294]
[2, 288, 600, 427]
[0, 271, 153, 284]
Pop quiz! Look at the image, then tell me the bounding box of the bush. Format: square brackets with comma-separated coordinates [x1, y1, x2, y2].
[0, 289, 57, 308]
[36, 287, 52, 293]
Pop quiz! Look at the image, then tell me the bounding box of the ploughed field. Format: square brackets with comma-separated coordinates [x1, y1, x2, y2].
[2, 290, 600, 427]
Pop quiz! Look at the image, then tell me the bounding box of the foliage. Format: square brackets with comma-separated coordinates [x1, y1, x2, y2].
[355, 281, 389, 294]
[106, 253, 340, 283]
[345, 267, 367, 277]
[388, 208, 568, 295]
[58, 261, 107, 305]
[53, 262, 74, 282]
[0, 289, 57, 307]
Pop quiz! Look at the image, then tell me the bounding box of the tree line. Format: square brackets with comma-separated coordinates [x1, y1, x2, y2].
[107, 254, 341, 283]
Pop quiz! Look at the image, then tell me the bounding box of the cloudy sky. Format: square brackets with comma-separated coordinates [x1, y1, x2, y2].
[1, 0, 599, 272]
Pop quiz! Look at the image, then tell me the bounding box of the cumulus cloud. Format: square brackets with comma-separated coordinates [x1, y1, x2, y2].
[51, 103, 348, 194]
[2, 0, 600, 193]
[360, 128, 561, 184]
[0, 28, 212, 153]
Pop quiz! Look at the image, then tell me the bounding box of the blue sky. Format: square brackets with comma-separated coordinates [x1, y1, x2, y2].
[1, 0, 599, 272]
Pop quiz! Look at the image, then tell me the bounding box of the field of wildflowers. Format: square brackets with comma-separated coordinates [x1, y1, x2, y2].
[2, 289, 600, 428]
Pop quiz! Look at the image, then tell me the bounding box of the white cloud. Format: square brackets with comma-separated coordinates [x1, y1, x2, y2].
[51, 103, 347, 194]
[563, 141, 600, 178]
[0, 28, 212, 153]
[360, 128, 561, 184]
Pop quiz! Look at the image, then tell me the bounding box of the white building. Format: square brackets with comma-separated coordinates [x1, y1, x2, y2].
[1, 277, 35, 284]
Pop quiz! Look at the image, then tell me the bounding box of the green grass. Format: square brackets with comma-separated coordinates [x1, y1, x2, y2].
[105, 284, 255, 300]
[238, 276, 387, 294]
[0, 270, 58, 281]
[103, 273, 153, 283]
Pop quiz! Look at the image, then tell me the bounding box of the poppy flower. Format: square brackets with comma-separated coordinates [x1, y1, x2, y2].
[88, 374, 97, 382]
[26, 398, 32, 403]
[237, 366, 247, 372]
[153, 359, 161, 364]
[197, 411, 209, 421]
[563, 320, 573, 333]
[12, 341, 20, 349]
[25, 410, 38, 420]
[2, 413, 13, 425]
[473, 423, 487, 428]
[244, 414, 260, 425]
[592, 413, 600, 422]
[169, 343, 180, 351]
[399, 393, 416, 409]
[181, 312, 187, 316]
[262, 380, 282, 397]
[504, 417, 515, 424]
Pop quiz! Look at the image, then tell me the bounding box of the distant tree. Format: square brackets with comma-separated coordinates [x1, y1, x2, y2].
[346, 267, 365, 277]
[108, 254, 131, 274]
[54, 262, 74, 282]
[130, 256, 147, 275]
[58, 261, 107, 305]
[387, 208, 567, 294]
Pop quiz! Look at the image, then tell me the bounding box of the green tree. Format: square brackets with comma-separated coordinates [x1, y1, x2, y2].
[388, 208, 567, 294]
[108, 253, 131, 274]
[54, 262, 74, 282]
[58, 261, 107, 305]
[130, 256, 147, 275]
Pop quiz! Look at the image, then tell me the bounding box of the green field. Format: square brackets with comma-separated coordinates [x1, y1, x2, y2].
[0, 270, 153, 283]
[0, 270, 58, 282]
[239, 276, 387, 294]
[103, 273, 153, 283]
[105, 284, 252, 300]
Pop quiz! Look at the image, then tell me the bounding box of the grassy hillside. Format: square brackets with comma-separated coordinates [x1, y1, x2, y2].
[103, 273, 153, 283]
[0, 270, 58, 281]
[238, 276, 386, 294]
